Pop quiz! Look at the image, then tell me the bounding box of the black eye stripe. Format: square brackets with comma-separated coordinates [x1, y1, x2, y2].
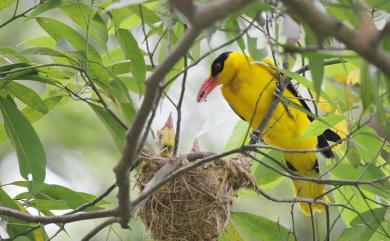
[211, 51, 231, 77]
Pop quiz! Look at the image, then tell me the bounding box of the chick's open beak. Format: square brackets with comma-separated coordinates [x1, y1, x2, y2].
[196, 76, 217, 102]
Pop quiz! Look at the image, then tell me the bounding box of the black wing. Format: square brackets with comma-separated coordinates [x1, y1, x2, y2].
[286, 82, 340, 158]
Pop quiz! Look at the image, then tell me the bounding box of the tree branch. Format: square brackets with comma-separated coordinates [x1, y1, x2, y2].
[0, 207, 117, 224]
[280, 0, 390, 78]
[113, 0, 254, 227]
[66, 183, 117, 215]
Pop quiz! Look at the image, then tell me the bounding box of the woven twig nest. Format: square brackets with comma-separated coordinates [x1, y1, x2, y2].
[136, 148, 255, 241]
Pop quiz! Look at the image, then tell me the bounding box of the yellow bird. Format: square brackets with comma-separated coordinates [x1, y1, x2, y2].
[196, 52, 340, 215]
[155, 113, 176, 157]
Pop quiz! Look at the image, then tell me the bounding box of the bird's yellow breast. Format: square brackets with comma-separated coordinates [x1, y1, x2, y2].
[220, 60, 317, 173]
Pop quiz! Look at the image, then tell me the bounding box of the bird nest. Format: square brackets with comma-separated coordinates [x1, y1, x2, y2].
[136, 148, 255, 241]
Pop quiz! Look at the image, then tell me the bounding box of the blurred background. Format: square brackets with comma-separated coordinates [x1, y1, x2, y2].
[1, 0, 388, 240]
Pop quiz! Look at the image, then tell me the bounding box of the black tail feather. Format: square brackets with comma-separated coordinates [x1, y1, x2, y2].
[323, 129, 341, 142]
[317, 135, 334, 158]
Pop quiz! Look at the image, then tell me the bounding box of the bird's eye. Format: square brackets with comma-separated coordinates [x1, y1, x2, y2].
[214, 62, 222, 71]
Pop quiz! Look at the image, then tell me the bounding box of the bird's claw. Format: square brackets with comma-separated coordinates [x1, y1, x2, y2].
[250, 131, 264, 144]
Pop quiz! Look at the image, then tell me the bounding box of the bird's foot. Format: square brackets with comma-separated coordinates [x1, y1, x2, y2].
[250, 131, 265, 144]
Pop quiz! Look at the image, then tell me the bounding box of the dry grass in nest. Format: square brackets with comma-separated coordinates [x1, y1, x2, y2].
[136, 148, 255, 241]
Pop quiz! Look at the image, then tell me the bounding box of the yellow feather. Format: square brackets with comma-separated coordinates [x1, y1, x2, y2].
[216, 52, 328, 214]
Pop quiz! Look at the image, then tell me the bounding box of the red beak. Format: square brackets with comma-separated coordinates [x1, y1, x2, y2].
[196, 76, 218, 102]
[163, 113, 173, 129]
[191, 137, 200, 152]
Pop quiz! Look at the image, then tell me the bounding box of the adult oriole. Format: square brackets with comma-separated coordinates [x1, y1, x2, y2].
[196, 51, 340, 215]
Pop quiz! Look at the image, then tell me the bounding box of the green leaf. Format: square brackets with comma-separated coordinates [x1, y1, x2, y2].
[36, 17, 100, 62]
[330, 161, 389, 200]
[308, 53, 325, 96]
[15, 74, 62, 86]
[224, 120, 250, 150]
[1, 68, 38, 85]
[221, 212, 294, 241]
[338, 208, 387, 241]
[129, 5, 160, 26]
[21, 36, 56, 49]
[304, 23, 317, 45]
[108, 61, 132, 75]
[26, 0, 62, 20]
[369, 222, 390, 241]
[224, 18, 245, 51]
[235, 1, 272, 18]
[7, 82, 48, 113]
[0, 97, 46, 194]
[102, 47, 126, 64]
[0, 63, 35, 82]
[0, 46, 29, 62]
[0, 63, 31, 72]
[327, 3, 358, 27]
[13, 181, 109, 210]
[0, 0, 15, 11]
[346, 141, 361, 168]
[36, 17, 110, 86]
[90, 104, 126, 150]
[117, 29, 146, 86]
[253, 150, 284, 189]
[270, 65, 314, 90]
[333, 186, 375, 226]
[109, 7, 132, 29]
[119, 101, 136, 123]
[24, 199, 69, 211]
[21, 46, 70, 59]
[0, 188, 40, 239]
[14, 236, 33, 241]
[366, 0, 390, 11]
[121, 76, 146, 94]
[300, 113, 344, 139]
[219, 222, 246, 241]
[0, 96, 63, 142]
[60, 3, 108, 51]
[352, 126, 385, 165]
[360, 62, 376, 110]
[191, 39, 201, 60]
[117, 13, 142, 29]
[247, 35, 267, 61]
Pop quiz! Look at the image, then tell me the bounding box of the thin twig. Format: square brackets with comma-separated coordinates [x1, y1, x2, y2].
[66, 183, 117, 215]
[0, 3, 38, 29]
[12, 0, 20, 17]
[324, 206, 330, 241]
[47, 224, 66, 241]
[290, 203, 298, 241]
[173, 52, 188, 155]
[140, 5, 155, 68]
[162, 18, 255, 88]
[309, 205, 316, 241]
[81, 218, 118, 241]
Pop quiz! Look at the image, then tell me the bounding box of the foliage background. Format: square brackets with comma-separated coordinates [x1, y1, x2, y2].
[0, 0, 389, 240]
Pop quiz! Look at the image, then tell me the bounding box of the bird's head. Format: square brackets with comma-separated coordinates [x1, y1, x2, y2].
[196, 51, 254, 102]
[155, 113, 175, 157]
